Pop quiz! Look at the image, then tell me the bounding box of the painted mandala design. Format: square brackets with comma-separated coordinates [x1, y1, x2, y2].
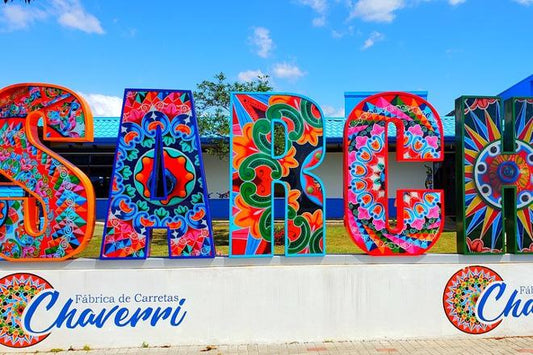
[443, 266, 502, 334]
[474, 141, 532, 210]
[457, 97, 533, 254]
[344, 92, 444, 256]
[133, 148, 195, 206]
[100, 90, 214, 259]
[0, 273, 53, 348]
[0, 84, 95, 261]
[230, 93, 326, 256]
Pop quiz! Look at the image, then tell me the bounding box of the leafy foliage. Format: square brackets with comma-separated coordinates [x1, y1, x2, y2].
[194, 72, 273, 159]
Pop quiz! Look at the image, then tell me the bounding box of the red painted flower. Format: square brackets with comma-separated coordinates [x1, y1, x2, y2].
[468, 98, 497, 111]
[466, 237, 497, 253]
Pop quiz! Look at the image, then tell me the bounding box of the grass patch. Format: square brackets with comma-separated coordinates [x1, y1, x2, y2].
[79, 221, 457, 258]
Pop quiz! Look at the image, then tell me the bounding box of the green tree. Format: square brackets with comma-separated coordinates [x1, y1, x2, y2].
[194, 72, 273, 159]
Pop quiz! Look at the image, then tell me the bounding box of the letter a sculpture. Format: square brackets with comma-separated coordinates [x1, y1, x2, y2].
[100, 89, 214, 258]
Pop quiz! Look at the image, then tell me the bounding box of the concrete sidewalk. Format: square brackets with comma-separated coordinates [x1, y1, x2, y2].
[16, 337, 533, 354]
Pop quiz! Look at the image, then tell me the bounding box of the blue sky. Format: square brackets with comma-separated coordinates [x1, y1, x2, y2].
[1, 0, 533, 117]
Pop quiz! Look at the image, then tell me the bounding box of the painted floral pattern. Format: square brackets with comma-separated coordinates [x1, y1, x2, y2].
[344, 92, 444, 256]
[230, 94, 325, 256]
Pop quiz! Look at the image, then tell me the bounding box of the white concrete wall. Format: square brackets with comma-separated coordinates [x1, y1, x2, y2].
[203, 152, 429, 199]
[386, 152, 430, 195]
[203, 154, 230, 197]
[4, 256, 533, 351]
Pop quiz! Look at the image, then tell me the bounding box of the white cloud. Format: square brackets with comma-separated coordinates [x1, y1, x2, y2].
[249, 27, 273, 58]
[331, 25, 355, 39]
[347, 0, 472, 22]
[0, 5, 47, 31]
[54, 0, 104, 34]
[272, 63, 306, 80]
[298, 0, 328, 13]
[513, 0, 533, 4]
[362, 31, 384, 49]
[81, 93, 123, 116]
[238, 70, 267, 82]
[312, 16, 326, 27]
[331, 30, 343, 38]
[298, 0, 328, 26]
[322, 105, 345, 117]
[349, 0, 405, 23]
[0, 0, 104, 34]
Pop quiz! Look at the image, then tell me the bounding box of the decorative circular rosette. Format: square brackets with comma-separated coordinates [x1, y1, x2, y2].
[443, 266, 502, 334]
[134, 148, 196, 206]
[474, 140, 533, 210]
[0, 273, 53, 348]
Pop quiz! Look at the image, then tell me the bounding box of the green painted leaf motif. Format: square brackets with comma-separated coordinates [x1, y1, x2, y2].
[162, 135, 175, 146]
[125, 185, 137, 198]
[175, 205, 189, 215]
[191, 193, 203, 204]
[288, 205, 297, 219]
[137, 200, 149, 212]
[140, 137, 155, 148]
[180, 140, 193, 153]
[126, 149, 138, 161]
[155, 207, 169, 219]
[122, 166, 132, 179]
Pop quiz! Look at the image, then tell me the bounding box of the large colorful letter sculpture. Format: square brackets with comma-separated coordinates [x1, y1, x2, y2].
[100, 89, 214, 259]
[344, 92, 444, 255]
[0, 83, 95, 261]
[456, 97, 533, 254]
[230, 93, 326, 256]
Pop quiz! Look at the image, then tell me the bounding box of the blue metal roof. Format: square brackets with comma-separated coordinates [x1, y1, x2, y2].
[91, 116, 456, 144]
[498, 74, 533, 100]
[324, 116, 455, 144]
[94, 116, 120, 141]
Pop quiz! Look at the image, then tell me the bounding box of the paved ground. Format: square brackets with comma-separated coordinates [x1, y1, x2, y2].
[15, 337, 533, 354]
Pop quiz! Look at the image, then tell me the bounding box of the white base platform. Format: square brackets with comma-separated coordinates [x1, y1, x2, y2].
[1, 255, 532, 352]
